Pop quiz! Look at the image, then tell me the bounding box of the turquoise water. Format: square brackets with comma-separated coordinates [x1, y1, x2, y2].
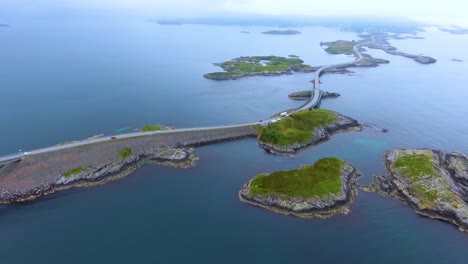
[1, 20, 468, 263]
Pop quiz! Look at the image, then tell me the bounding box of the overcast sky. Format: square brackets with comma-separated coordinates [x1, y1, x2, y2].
[2, 0, 467, 26]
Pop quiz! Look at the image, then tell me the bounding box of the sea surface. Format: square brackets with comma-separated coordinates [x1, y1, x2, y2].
[0, 19, 468, 263]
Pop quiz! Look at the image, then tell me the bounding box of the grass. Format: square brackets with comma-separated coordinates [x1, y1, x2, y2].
[118, 148, 134, 160]
[393, 153, 436, 181]
[141, 125, 162, 132]
[250, 158, 345, 198]
[322, 40, 356, 55]
[259, 109, 337, 147]
[393, 153, 460, 206]
[63, 167, 90, 177]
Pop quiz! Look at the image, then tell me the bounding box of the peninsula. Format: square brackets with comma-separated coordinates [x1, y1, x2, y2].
[204, 55, 315, 80]
[0, 126, 258, 203]
[239, 157, 361, 218]
[365, 149, 468, 232]
[257, 109, 362, 154]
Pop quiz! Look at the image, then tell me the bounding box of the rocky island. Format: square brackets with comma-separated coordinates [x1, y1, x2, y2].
[262, 29, 301, 35]
[288, 90, 340, 100]
[204, 55, 315, 80]
[257, 109, 362, 154]
[239, 157, 361, 218]
[365, 149, 468, 232]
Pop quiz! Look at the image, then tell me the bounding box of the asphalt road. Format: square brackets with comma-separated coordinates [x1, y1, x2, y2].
[0, 38, 375, 165]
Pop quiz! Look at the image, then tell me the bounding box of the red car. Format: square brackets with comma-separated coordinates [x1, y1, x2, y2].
[111, 136, 117, 140]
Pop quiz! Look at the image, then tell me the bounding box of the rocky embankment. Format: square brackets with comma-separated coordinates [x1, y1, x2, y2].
[364, 149, 468, 232]
[365, 39, 437, 64]
[0, 126, 258, 204]
[239, 159, 361, 218]
[288, 90, 340, 100]
[258, 111, 362, 155]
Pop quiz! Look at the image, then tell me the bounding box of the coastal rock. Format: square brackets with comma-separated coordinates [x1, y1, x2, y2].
[367, 149, 468, 233]
[365, 39, 437, 64]
[239, 159, 361, 218]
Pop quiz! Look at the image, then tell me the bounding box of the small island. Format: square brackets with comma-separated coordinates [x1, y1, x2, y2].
[239, 157, 361, 218]
[438, 25, 468, 35]
[288, 90, 340, 100]
[365, 149, 468, 233]
[321, 40, 357, 55]
[257, 109, 362, 154]
[262, 29, 301, 35]
[204, 55, 315, 80]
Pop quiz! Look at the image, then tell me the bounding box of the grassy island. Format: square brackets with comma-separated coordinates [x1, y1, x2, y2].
[368, 149, 468, 232]
[321, 40, 356, 55]
[240, 158, 360, 218]
[204, 55, 314, 80]
[250, 158, 345, 198]
[259, 109, 337, 147]
[141, 125, 162, 132]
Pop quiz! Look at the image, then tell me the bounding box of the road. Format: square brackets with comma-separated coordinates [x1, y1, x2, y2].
[0, 38, 375, 165]
[299, 38, 374, 110]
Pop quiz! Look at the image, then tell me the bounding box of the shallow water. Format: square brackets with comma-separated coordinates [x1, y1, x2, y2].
[0, 19, 467, 263]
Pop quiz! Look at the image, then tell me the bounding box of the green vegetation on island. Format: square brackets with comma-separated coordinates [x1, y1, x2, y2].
[118, 148, 134, 161]
[262, 30, 301, 35]
[259, 109, 337, 147]
[321, 40, 356, 55]
[63, 167, 90, 177]
[250, 158, 345, 198]
[257, 109, 362, 154]
[239, 157, 361, 218]
[392, 152, 459, 206]
[204, 55, 315, 80]
[141, 125, 162, 132]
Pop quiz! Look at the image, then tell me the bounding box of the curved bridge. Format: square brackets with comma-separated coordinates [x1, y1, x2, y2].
[0, 38, 375, 165]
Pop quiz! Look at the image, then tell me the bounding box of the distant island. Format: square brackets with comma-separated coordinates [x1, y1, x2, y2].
[439, 25, 468, 35]
[239, 157, 361, 218]
[365, 149, 468, 233]
[322, 36, 437, 64]
[262, 29, 301, 35]
[256, 109, 362, 154]
[0, 24, 9, 27]
[240, 31, 250, 33]
[204, 55, 315, 80]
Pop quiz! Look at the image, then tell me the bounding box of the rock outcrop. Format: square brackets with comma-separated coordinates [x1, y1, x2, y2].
[366, 149, 468, 233]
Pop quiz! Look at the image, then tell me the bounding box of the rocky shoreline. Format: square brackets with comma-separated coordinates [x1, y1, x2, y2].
[365, 37, 437, 64]
[364, 149, 468, 233]
[239, 160, 361, 218]
[0, 126, 258, 204]
[258, 112, 362, 155]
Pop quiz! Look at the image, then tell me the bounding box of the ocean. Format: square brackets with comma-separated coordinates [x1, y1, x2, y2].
[0, 19, 467, 263]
